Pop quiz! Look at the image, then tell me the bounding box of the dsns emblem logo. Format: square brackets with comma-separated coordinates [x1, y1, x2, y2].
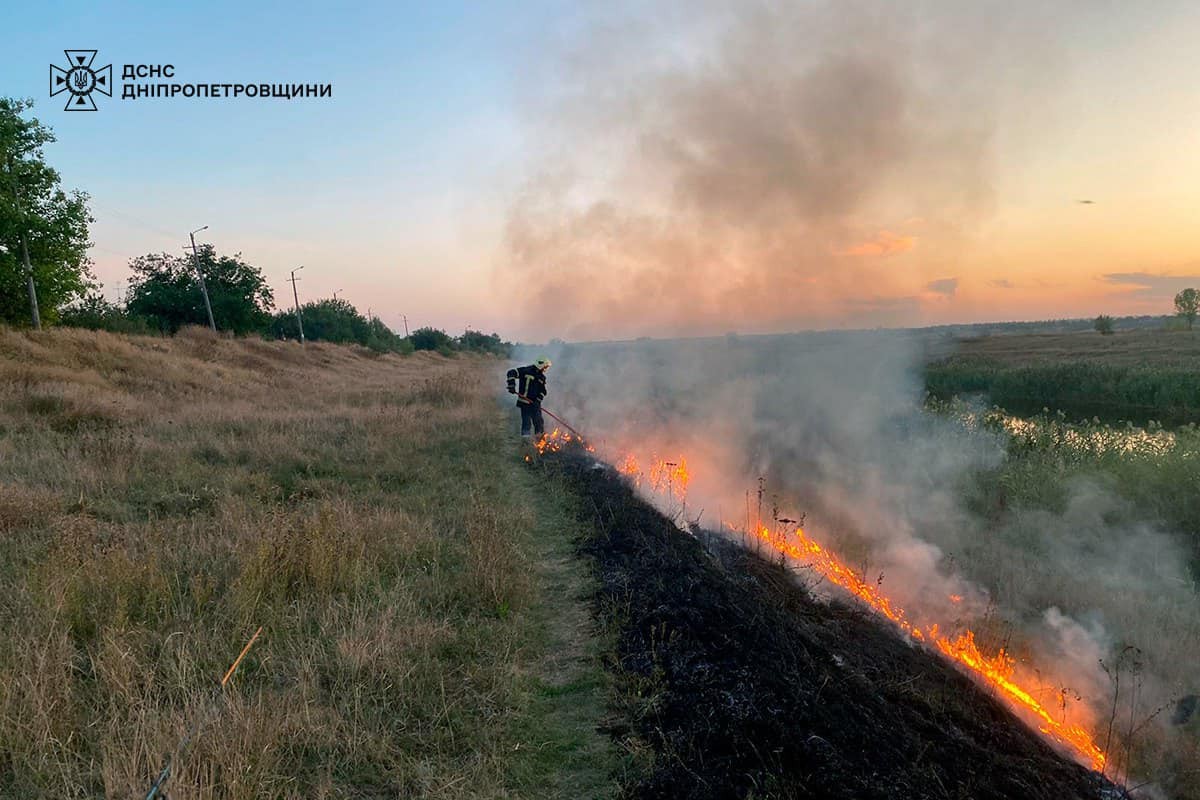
[50, 50, 112, 111]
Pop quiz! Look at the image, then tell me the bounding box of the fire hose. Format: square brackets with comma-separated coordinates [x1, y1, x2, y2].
[144, 626, 263, 800]
[518, 396, 587, 440]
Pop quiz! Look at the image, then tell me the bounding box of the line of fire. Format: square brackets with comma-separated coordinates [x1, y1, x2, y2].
[530, 426, 1109, 775]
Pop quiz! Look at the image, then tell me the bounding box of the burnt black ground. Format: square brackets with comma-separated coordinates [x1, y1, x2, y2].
[544, 452, 1122, 800]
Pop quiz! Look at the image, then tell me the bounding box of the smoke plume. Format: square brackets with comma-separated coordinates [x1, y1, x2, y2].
[504, 1, 1058, 339]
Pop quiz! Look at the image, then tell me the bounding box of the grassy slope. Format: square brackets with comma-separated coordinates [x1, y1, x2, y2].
[0, 327, 615, 799]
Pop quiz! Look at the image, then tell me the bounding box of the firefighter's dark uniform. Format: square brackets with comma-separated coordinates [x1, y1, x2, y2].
[506, 365, 547, 436]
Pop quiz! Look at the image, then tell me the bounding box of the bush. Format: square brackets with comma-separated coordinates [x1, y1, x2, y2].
[269, 301, 413, 354]
[57, 293, 154, 334]
[1094, 315, 1114, 335]
[926, 359, 1200, 426]
[410, 327, 455, 352]
[457, 329, 512, 356]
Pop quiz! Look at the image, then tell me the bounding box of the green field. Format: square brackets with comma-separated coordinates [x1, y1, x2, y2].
[926, 329, 1200, 426]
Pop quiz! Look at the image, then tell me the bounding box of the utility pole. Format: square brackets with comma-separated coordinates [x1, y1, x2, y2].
[402, 314, 409, 337]
[188, 226, 217, 331]
[332, 288, 342, 301]
[288, 266, 305, 343]
[6, 155, 40, 329]
[19, 231, 39, 330]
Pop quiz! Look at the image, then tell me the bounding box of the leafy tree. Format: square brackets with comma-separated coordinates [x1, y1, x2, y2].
[1175, 288, 1199, 330]
[410, 327, 455, 352]
[364, 316, 413, 354]
[270, 300, 414, 353]
[126, 246, 273, 334]
[457, 329, 511, 356]
[0, 97, 93, 326]
[285, 298, 370, 343]
[269, 308, 302, 340]
[1093, 315, 1114, 335]
[58, 292, 152, 334]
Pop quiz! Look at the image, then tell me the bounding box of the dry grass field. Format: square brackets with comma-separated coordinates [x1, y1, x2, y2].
[0, 326, 615, 799]
[946, 329, 1200, 369]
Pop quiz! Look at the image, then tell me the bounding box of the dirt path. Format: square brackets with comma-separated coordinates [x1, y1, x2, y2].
[502, 458, 620, 798]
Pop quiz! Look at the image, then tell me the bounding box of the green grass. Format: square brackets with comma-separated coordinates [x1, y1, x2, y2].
[926, 359, 1200, 426]
[916, 401, 1200, 795]
[936, 402, 1200, 563]
[925, 329, 1200, 426]
[505, 471, 622, 797]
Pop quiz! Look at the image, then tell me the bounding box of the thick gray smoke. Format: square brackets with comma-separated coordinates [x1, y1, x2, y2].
[503, 1, 1060, 338]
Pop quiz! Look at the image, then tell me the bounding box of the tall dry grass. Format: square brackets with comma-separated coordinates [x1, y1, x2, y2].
[0, 326, 583, 798]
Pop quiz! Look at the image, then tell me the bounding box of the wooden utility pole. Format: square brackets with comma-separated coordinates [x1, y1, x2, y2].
[6, 155, 40, 329]
[402, 314, 409, 337]
[18, 230, 39, 330]
[288, 266, 305, 343]
[188, 226, 217, 331]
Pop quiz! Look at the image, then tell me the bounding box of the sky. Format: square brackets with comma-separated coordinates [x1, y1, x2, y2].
[4, 1, 1200, 341]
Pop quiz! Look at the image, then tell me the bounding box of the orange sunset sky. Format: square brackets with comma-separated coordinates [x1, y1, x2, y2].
[7, 1, 1200, 341]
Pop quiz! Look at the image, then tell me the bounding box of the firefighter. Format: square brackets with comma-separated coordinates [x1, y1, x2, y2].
[506, 357, 551, 438]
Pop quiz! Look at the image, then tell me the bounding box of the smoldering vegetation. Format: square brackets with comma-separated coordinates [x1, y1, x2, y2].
[552, 449, 1115, 800]
[522, 331, 1200, 797]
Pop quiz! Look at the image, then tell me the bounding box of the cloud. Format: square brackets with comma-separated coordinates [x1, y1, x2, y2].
[838, 231, 918, 258]
[925, 277, 958, 297]
[988, 278, 1014, 289]
[1101, 272, 1200, 300]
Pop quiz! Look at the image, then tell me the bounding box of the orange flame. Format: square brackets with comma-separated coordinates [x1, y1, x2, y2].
[620, 454, 641, 484]
[623, 455, 691, 501]
[595, 443, 1104, 771]
[532, 427, 595, 456]
[750, 524, 1106, 771]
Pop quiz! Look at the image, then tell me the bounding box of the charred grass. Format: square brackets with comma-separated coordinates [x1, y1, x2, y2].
[546, 451, 1120, 800]
[0, 327, 614, 799]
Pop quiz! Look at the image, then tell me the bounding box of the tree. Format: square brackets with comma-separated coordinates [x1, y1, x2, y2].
[410, 327, 455, 352]
[58, 292, 152, 334]
[269, 300, 413, 353]
[458, 329, 511, 356]
[126, 246, 273, 334]
[0, 98, 94, 326]
[1175, 288, 1198, 330]
[271, 298, 370, 343]
[1093, 315, 1114, 335]
[363, 316, 413, 354]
